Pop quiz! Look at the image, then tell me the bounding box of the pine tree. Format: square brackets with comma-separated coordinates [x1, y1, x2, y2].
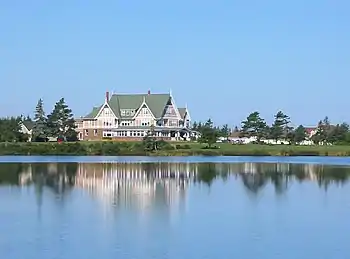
[269, 111, 291, 142]
[241, 111, 268, 142]
[32, 98, 48, 142]
[198, 118, 219, 148]
[312, 117, 331, 144]
[47, 98, 77, 141]
[220, 124, 230, 139]
[293, 125, 307, 144]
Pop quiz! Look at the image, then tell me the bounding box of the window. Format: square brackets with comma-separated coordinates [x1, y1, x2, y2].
[94, 129, 98, 136]
[84, 129, 88, 136]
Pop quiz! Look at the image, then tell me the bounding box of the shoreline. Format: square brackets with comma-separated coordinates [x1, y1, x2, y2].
[1, 141, 350, 157]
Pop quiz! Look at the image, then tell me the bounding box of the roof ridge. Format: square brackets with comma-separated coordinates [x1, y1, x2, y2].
[111, 93, 170, 96]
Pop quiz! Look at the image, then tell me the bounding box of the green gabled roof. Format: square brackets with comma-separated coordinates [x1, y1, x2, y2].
[107, 96, 121, 118]
[84, 93, 172, 119]
[178, 108, 186, 119]
[84, 106, 101, 119]
[109, 93, 171, 118]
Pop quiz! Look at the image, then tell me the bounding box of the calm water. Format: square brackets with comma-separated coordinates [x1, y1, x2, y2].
[1, 156, 350, 259]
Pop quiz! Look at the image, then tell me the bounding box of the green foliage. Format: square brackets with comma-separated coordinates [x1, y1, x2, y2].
[0, 117, 29, 142]
[198, 119, 219, 148]
[1, 141, 350, 156]
[142, 125, 174, 151]
[292, 125, 307, 144]
[32, 98, 48, 142]
[241, 111, 268, 142]
[220, 124, 230, 138]
[309, 117, 349, 145]
[47, 98, 78, 141]
[269, 111, 291, 141]
[328, 123, 349, 144]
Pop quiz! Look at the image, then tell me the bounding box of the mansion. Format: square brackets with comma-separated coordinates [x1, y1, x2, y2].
[75, 90, 195, 141]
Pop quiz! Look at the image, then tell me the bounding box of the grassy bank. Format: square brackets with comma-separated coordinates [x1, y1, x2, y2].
[1, 141, 350, 156]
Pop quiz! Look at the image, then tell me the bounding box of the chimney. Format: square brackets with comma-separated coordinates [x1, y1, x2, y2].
[148, 90, 151, 95]
[105, 91, 109, 102]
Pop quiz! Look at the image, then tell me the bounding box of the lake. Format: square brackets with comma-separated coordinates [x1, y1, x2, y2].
[1, 156, 350, 259]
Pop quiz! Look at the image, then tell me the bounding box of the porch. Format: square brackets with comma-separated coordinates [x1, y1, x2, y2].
[102, 127, 194, 141]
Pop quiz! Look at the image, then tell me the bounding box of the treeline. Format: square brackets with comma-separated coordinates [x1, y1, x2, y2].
[0, 98, 77, 142]
[0, 117, 29, 142]
[192, 111, 350, 146]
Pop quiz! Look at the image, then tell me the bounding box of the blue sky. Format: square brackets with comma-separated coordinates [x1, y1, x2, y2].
[1, 0, 349, 127]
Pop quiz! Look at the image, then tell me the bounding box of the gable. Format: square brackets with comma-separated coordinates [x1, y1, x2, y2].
[134, 103, 154, 118]
[96, 104, 117, 119]
[161, 97, 181, 118]
[23, 120, 34, 131]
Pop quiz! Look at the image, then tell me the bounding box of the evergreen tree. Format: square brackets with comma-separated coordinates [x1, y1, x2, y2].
[328, 123, 349, 144]
[312, 117, 331, 144]
[198, 118, 219, 148]
[293, 125, 307, 144]
[241, 111, 268, 142]
[191, 121, 198, 131]
[32, 98, 48, 142]
[220, 124, 230, 139]
[47, 98, 77, 141]
[269, 111, 291, 141]
[0, 117, 28, 142]
[143, 125, 157, 151]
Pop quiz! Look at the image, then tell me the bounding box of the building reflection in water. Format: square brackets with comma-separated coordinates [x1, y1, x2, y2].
[1, 161, 350, 207]
[75, 162, 196, 215]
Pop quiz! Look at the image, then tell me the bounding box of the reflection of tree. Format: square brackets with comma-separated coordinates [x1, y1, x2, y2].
[240, 173, 267, 194]
[315, 165, 350, 191]
[195, 163, 218, 187]
[291, 164, 308, 182]
[269, 174, 289, 195]
[0, 163, 30, 185]
[2, 161, 350, 197]
[30, 163, 78, 197]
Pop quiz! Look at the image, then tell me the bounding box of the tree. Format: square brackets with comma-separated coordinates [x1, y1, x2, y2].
[191, 121, 198, 131]
[198, 119, 219, 148]
[328, 123, 349, 144]
[32, 98, 48, 142]
[220, 124, 230, 139]
[293, 125, 307, 144]
[47, 98, 77, 141]
[312, 117, 331, 144]
[269, 111, 291, 142]
[143, 125, 157, 151]
[0, 117, 29, 142]
[241, 111, 268, 142]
